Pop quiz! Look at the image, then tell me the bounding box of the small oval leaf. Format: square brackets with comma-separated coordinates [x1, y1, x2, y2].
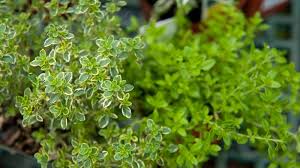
[36, 115, 43, 122]
[99, 58, 110, 67]
[124, 84, 134, 92]
[44, 37, 58, 47]
[168, 144, 178, 153]
[61, 118, 68, 129]
[202, 59, 216, 71]
[1, 55, 16, 64]
[161, 126, 171, 134]
[75, 112, 85, 121]
[77, 73, 89, 83]
[74, 88, 85, 97]
[98, 115, 109, 128]
[99, 151, 108, 160]
[121, 106, 131, 118]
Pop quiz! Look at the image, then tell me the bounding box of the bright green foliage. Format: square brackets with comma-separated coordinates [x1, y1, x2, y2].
[126, 3, 300, 168]
[1, 0, 300, 168]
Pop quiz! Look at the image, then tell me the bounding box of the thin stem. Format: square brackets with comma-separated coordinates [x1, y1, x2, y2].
[236, 133, 285, 143]
[243, 84, 265, 95]
[208, 121, 285, 144]
[252, 122, 297, 140]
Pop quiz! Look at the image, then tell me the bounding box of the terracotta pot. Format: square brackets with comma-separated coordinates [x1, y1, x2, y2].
[239, 0, 264, 17]
[140, 0, 153, 21]
[140, 0, 289, 20]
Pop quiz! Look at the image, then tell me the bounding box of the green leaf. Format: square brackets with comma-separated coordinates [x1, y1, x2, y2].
[114, 153, 122, 161]
[124, 84, 134, 92]
[177, 128, 187, 137]
[155, 133, 163, 142]
[147, 119, 155, 129]
[117, 1, 127, 6]
[65, 33, 74, 40]
[79, 56, 89, 66]
[98, 58, 110, 67]
[236, 135, 248, 144]
[65, 72, 73, 82]
[44, 37, 58, 47]
[86, 88, 95, 99]
[210, 144, 221, 155]
[63, 86, 73, 95]
[99, 151, 108, 160]
[49, 94, 60, 104]
[156, 157, 164, 166]
[62, 108, 70, 116]
[75, 112, 85, 121]
[24, 88, 31, 96]
[57, 72, 65, 80]
[45, 86, 55, 93]
[40, 49, 46, 57]
[95, 39, 103, 47]
[49, 49, 56, 57]
[61, 118, 68, 129]
[79, 143, 89, 155]
[74, 88, 85, 97]
[71, 139, 78, 147]
[78, 73, 89, 83]
[168, 144, 178, 153]
[36, 115, 43, 122]
[83, 159, 92, 168]
[297, 142, 300, 153]
[63, 52, 71, 62]
[34, 152, 49, 168]
[269, 81, 281, 88]
[38, 73, 46, 81]
[8, 31, 16, 39]
[161, 127, 171, 134]
[102, 99, 112, 108]
[49, 106, 59, 115]
[103, 91, 113, 98]
[223, 136, 231, 147]
[201, 59, 216, 71]
[134, 159, 145, 168]
[268, 145, 275, 159]
[268, 163, 278, 168]
[110, 67, 118, 77]
[98, 115, 109, 128]
[121, 106, 131, 118]
[30, 59, 40, 67]
[0, 24, 6, 34]
[1, 55, 16, 64]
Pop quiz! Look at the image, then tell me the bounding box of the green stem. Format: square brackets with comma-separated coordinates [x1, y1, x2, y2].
[236, 133, 285, 143]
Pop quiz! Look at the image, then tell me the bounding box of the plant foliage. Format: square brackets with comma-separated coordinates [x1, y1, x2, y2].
[1, 0, 170, 167]
[126, 3, 300, 168]
[0, 0, 299, 168]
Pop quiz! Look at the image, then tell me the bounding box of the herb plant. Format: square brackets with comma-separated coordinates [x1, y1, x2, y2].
[2, 0, 171, 167]
[0, 0, 299, 168]
[126, 3, 300, 168]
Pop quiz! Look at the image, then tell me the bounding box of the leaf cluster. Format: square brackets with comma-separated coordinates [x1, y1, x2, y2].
[1, 0, 171, 168]
[0, 1, 299, 168]
[125, 3, 300, 168]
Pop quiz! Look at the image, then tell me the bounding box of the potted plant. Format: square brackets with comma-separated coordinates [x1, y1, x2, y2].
[126, 1, 300, 168]
[0, 1, 299, 168]
[1, 0, 171, 167]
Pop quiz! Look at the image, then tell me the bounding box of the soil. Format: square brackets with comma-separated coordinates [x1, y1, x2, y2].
[0, 114, 40, 155]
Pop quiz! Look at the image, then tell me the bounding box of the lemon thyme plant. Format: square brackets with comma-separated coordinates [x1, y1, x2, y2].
[125, 3, 300, 168]
[0, 0, 172, 168]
